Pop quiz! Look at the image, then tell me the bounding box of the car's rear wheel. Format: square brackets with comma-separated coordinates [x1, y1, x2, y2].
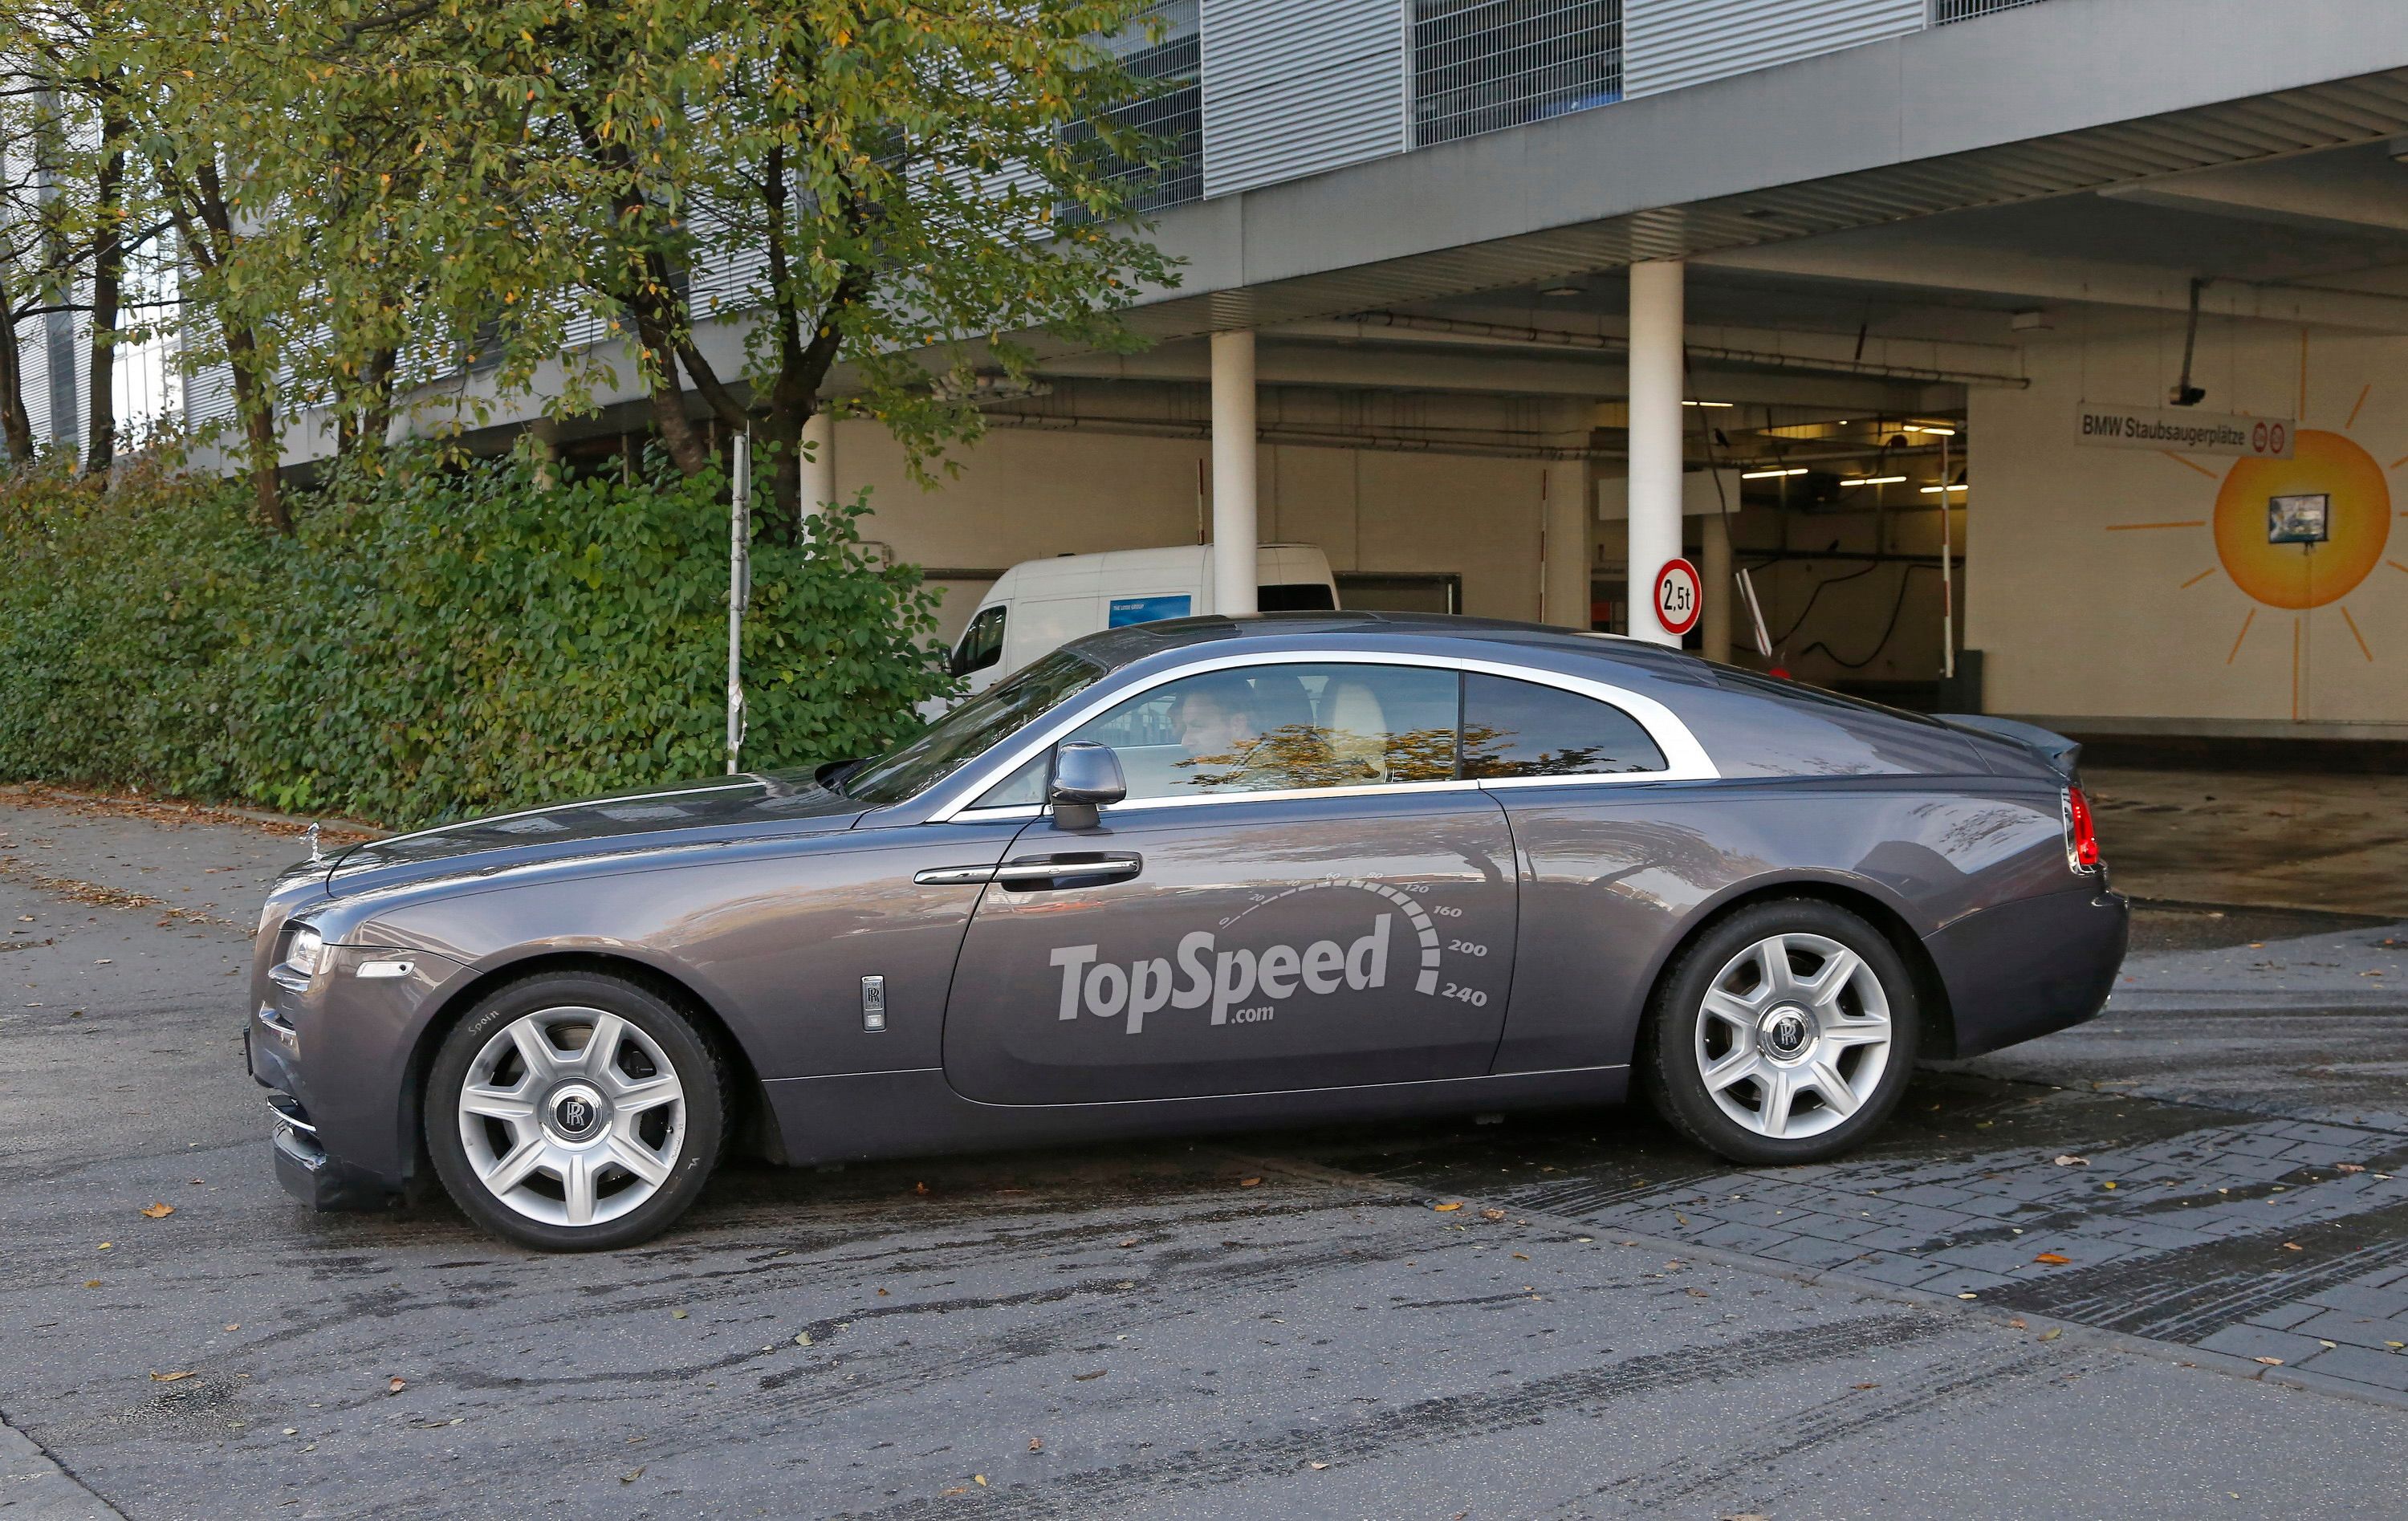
[425, 973, 729, 1251]
[1641, 900, 1918, 1165]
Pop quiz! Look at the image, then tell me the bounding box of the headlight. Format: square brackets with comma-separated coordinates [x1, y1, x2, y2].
[284, 925, 327, 977]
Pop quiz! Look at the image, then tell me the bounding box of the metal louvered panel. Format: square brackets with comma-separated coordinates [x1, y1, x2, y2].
[1202, 0, 1407, 199]
[1413, 0, 1621, 148]
[1935, 0, 2048, 22]
[1621, 0, 1924, 99]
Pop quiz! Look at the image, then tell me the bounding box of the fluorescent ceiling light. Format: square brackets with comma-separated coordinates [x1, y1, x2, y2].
[1901, 424, 1957, 437]
[1682, 400, 1734, 409]
[1740, 467, 1808, 480]
[1841, 474, 1907, 486]
[1919, 483, 1969, 494]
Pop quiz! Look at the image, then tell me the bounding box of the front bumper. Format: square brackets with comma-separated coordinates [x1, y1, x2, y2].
[245, 944, 466, 1212]
[266, 1090, 397, 1210]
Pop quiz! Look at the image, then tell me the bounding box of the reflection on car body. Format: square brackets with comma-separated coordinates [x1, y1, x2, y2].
[244, 612, 2126, 1250]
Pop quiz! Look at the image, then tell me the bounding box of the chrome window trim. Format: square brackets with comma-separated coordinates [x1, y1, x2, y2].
[929, 648, 1717, 824]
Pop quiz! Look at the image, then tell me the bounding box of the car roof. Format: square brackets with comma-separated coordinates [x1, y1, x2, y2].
[1062, 611, 1698, 679]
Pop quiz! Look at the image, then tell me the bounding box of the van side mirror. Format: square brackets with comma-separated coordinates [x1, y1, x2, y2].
[1049, 742, 1125, 831]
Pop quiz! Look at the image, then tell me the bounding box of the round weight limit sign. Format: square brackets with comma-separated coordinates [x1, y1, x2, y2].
[1653, 557, 1702, 637]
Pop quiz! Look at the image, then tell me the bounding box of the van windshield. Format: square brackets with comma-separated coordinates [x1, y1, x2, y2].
[840, 649, 1104, 807]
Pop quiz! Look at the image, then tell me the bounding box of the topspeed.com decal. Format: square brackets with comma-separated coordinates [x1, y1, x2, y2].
[1046, 878, 1454, 1035]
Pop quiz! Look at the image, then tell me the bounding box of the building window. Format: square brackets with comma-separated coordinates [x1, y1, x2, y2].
[1413, 0, 1621, 148]
[1932, 0, 2048, 22]
[1072, 0, 1202, 213]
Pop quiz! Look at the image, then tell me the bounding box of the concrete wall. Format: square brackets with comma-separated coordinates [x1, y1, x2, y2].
[828, 420, 1556, 639]
[1971, 322, 2406, 735]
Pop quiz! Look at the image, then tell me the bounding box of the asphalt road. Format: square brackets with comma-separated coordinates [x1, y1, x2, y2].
[5, 791, 2408, 1519]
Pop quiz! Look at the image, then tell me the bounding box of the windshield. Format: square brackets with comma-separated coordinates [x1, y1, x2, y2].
[842, 649, 1104, 807]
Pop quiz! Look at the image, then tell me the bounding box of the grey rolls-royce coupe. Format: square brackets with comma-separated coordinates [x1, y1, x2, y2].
[246, 613, 2125, 1251]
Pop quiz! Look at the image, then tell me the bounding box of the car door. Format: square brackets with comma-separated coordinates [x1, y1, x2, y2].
[939, 660, 1517, 1105]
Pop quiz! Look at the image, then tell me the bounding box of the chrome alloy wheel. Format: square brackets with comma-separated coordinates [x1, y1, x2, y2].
[455, 1007, 687, 1227]
[1693, 932, 1893, 1141]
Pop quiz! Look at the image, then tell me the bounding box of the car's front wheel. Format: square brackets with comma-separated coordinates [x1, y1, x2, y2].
[425, 972, 730, 1251]
[1641, 899, 1918, 1165]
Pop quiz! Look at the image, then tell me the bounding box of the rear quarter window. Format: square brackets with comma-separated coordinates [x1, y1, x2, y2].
[1462, 673, 1666, 777]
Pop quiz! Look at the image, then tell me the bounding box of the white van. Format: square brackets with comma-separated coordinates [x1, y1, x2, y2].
[947, 543, 1339, 695]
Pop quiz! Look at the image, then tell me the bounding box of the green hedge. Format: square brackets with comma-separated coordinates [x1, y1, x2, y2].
[0, 450, 953, 827]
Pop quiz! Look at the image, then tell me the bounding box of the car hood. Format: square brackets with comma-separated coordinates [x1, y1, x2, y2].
[323, 771, 868, 897]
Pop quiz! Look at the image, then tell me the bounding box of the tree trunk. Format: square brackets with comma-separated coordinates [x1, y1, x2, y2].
[628, 308, 709, 475]
[336, 345, 397, 459]
[0, 296, 35, 466]
[223, 321, 287, 533]
[83, 128, 127, 474]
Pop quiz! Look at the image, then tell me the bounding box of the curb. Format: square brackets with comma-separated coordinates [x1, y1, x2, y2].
[0, 1411, 123, 1520]
[1230, 1150, 2408, 1417]
[0, 783, 387, 841]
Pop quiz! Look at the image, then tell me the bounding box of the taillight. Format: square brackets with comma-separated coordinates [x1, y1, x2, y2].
[2064, 786, 2101, 872]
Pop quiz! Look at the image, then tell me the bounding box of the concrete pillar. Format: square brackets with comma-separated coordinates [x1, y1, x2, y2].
[800, 410, 837, 532]
[1700, 508, 1732, 664]
[1541, 404, 1599, 630]
[1210, 330, 1259, 616]
[1626, 260, 1685, 647]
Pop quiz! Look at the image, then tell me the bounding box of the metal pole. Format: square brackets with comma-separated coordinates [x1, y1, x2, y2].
[727, 429, 750, 775]
[1940, 429, 1955, 682]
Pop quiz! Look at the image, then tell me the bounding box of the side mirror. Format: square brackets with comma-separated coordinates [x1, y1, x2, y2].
[1049, 741, 1125, 831]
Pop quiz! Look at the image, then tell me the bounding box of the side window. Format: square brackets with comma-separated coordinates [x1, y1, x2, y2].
[1462, 673, 1666, 779]
[950, 605, 1006, 677]
[1064, 663, 1460, 802]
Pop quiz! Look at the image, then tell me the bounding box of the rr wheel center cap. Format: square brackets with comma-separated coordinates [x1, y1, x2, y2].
[1761, 1006, 1813, 1059]
[544, 1082, 610, 1142]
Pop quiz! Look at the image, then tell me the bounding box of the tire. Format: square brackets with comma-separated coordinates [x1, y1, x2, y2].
[1641, 899, 1919, 1166]
[425, 972, 731, 1251]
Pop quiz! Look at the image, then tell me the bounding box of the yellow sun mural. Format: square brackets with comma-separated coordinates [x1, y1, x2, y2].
[2109, 374, 2406, 719]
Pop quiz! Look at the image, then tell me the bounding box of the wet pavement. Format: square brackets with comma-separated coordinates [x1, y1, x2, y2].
[5, 789, 2408, 1518]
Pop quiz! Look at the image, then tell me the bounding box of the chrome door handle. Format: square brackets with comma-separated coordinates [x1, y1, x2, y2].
[915, 854, 1142, 889]
[914, 864, 1001, 885]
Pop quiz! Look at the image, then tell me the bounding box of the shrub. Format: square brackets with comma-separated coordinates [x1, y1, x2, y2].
[0, 449, 952, 827]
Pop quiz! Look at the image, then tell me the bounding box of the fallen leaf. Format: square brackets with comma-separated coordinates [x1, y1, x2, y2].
[1116, 1238, 1138, 1249]
[1308, 1461, 1330, 1470]
[1479, 1208, 1506, 1222]
[620, 1467, 645, 1484]
[2039, 1328, 2063, 1342]
[2282, 1242, 2304, 1251]
[83, 1280, 100, 1289]
[1073, 1369, 1106, 1381]
[672, 1309, 688, 1319]
[2386, 1341, 2405, 1350]
[2007, 1319, 2028, 1329]
[97, 1242, 112, 1251]
[2101, 1181, 2117, 1190]
[2254, 1356, 2284, 1366]
[1239, 1177, 1262, 1188]
[1028, 1438, 1043, 1452]
[1852, 1382, 1880, 1390]
[2338, 1163, 2368, 1173]
[913, 1181, 930, 1195]
[150, 1370, 196, 1382]
[974, 1476, 987, 1486]
[1958, 1292, 1979, 1300]
[942, 1488, 969, 1498]
[795, 1332, 811, 1346]
[140, 1202, 174, 1219]
[223, 1324, 239, 1332]
[1511, 1252, 1529, 1261]
[2052, 1155, 2089, 1167]
[2033, 1251, 2072, 1265]
[1432, 1202, 1462, 1213]
[877, 1288, 889, 1297]
[386, 1377, 406, 1394]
